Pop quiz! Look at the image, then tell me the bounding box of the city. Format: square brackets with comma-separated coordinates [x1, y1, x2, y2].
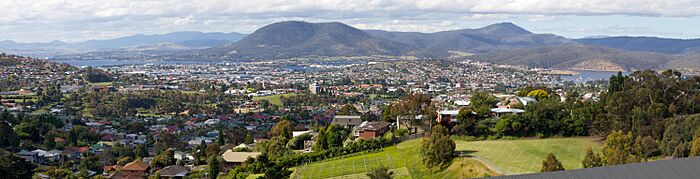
[3, 1, 700, 179]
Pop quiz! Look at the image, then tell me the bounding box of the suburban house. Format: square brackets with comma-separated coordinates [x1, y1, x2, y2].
[18, 150, 44, 164]
[156, 165, 190, 178]
[331, 115, 362, 128]
[120, 160, 149, 178]
[354, 121, 392, 140]
[490, 108, 525, 117]
[222, 150, 261, 166]
[436, 110, 461, 125]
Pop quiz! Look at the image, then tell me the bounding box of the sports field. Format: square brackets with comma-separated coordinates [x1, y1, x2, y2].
[252, 93, 298, 106]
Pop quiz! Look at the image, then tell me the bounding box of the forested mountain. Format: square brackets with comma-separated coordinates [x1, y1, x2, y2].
[576, 37, 700, 54]
[365, 22, 574, 57]
[203, 21, 406, 60]
[203, 21, 574, 60]
[471, 45, 677, 71]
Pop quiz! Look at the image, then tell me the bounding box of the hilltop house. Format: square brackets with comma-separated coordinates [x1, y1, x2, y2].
[354, 121, 391, 140]
[222, 150, 261, 167]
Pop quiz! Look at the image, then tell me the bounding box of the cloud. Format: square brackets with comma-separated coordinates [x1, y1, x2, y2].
[1, 0, 700, 42]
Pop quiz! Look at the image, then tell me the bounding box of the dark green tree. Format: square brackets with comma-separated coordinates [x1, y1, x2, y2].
[421, 125, 455, 169]
[540, 153, 565, 172]
[582, 146, 603, 168]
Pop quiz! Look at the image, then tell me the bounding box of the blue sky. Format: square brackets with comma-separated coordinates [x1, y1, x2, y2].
[1, 0, 700, 42]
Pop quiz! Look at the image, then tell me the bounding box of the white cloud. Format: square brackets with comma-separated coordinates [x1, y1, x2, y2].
[1, 0, 700, 42]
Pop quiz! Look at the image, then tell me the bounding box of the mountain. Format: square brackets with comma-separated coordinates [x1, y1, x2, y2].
[204, 21, 574, 60]
[204, 21, 406, 60]
[576, 37, 700, 54]
[77, 31, 246, 50]
[471, 45, 677, 71]
[0, 31, 246, 58]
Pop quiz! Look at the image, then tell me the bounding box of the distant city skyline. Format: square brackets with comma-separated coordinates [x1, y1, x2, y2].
[2, 0, 700, 42]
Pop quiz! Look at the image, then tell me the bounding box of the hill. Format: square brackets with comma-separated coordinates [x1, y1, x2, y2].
[471, 45, 677, 71]
[366, 22, 574, 57]
[203, 21, 406, 60]
[0, 31, 246, 58]
[576, 37, 700, 54]
[204, 21, 574, 60]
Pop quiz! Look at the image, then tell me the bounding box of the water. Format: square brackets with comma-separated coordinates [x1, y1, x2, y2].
[560, 70, 630, 83]
[48, 59, 209, 67]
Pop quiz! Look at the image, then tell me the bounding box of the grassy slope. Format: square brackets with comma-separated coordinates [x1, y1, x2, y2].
[456, 137, 602, 174]
[291, 139, 499, 179]
[252, 93, 298, 106]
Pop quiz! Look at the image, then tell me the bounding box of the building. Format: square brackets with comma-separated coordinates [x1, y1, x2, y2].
[120, 160, 149, 177]
[156, 165, 190, 178]
[309, 83, 320, 94]
[355, 121, 392, 140]
[331, 115, 363, 128]
[222, 150, 261, 166]
[436, 110, 461, 125]
[490, 108, 525, 118]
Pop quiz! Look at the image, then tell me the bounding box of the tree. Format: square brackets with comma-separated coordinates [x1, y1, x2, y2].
[152, 149, 176, 170]
[469, 91, 498, 116]
[217, 129, 225, 146]
[267, 136, 293, 161]
[262, 163, 292, 179]
[690, 129, 700, 157]
[244, 131, 254, 144]
[0, 120, 19, 148]
[116, 156, 133, 166]
[366, 165, 393, 179]
[540, 153, 565, 172]
[207, 156, 220, 179]
[0, 150, 36, 179]
[226, 167, 249, 179]
[582, 146, 603, 168]
[527, 89, 550, 101]
[338, 104, 360, 115]
[601, 130, 640, 165]
[421, 125, 455, 169]
[270, 120, 293, 140]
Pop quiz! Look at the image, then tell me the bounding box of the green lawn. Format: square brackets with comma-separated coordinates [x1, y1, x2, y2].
[89, 81, 113, 86]
[455, 137, 602, 174]
[291, 139, 499, 179]
[252, 93, 297, 106]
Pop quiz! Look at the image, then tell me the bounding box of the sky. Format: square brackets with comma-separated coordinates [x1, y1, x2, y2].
[2, 0, 700, 43]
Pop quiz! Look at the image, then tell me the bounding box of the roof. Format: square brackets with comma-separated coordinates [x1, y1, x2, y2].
[121, 160, 149, 171]
[331, 115, 363, 127]
[357, 121, 391, 131]
[157, 165, 190, 177]
[516, 97, 538, 106]
[438, 110, 460, 116]
[487, 157, 700, 179]
[221, 151, 261, 163]
[490, 108, 525, 114]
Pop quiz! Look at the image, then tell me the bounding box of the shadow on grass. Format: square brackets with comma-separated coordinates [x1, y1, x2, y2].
[455, 150, 478, 157]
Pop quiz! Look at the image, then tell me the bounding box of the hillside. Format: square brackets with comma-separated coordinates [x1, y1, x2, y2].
[471, 45, 677, 71]
[203, 21, 407, 60]
[366, 22, 574, 57]
[576, 37, 700, 54]
[0, 31, 246, 57]
[201, 21, 574, 60]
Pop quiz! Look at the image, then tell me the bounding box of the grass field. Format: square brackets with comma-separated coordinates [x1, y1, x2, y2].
[252, 93, 297, 106]
[89, 81, 114, 86]
[291, 139, 499, 179]
[455, 137, 602, 174]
